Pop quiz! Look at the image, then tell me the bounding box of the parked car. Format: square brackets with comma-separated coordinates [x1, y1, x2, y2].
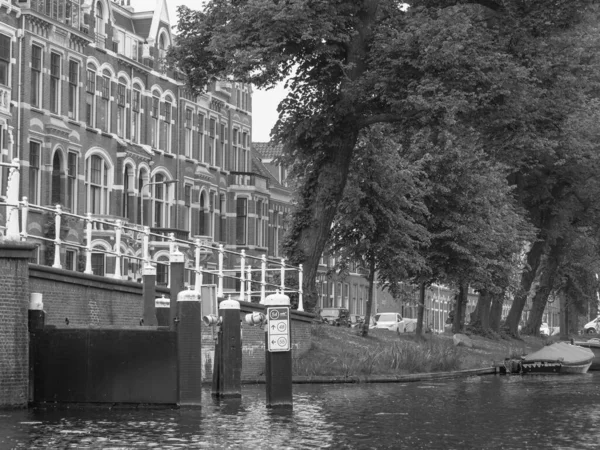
[320, 308, 351, 327]
[349, 314, 364, 328]
[584, 317, 600, 334]
[371, 312, 406, 333]
[540, 322, 550, 336]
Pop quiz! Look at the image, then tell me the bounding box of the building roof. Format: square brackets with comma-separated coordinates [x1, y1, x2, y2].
[251, 148, 288, 192]
[253, 142, 283, 160]
[133, 18, 153, 38]
[113, 11, 136, 33]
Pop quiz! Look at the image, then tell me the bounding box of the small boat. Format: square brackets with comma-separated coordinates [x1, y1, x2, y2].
[520, 342, 594, 374]
[572, 338, 600, 370]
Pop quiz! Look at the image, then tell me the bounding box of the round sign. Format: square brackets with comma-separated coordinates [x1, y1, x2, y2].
[277, 337, 287, 347]
[277, 322, 286, 332]
[269, 309, 280, 320]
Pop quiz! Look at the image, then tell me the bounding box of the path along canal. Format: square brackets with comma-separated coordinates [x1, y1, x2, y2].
[2, 373, 600, 449]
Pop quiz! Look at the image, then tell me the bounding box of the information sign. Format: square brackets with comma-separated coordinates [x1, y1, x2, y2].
[267, 306, 290, 352]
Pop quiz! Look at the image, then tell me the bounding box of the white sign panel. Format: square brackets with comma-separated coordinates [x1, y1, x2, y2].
[267, 306, 290, 352]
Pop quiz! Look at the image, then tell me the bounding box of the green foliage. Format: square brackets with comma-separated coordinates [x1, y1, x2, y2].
[328, 124, 430, 295]
[171, 0, 600, 319]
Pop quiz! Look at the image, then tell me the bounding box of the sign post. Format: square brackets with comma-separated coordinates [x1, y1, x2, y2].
[264, 293, 292, 408]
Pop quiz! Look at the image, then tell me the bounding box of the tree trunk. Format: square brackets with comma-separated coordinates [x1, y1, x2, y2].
[286, 128, 360, 312]
[284, 3, 382, 312]
[416, 282, 426, 337]
[468, 289, 492, 334]
[360, 254, 376, 337]
[489, 291, 504, 332]
[559, 291, 568, 340]
[503, 240, 545, 334]
[452, 282, 468, 334]
[523, 240, 563, 336]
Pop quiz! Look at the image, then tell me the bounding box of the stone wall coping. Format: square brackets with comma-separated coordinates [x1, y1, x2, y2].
[29, 264, 170, 296]
[237, 299, 316, 324]
[0, 241, 36, 259]
[39, 326, 173, 332]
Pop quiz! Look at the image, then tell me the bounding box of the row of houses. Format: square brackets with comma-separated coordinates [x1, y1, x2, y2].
[0, 0, 379, 312]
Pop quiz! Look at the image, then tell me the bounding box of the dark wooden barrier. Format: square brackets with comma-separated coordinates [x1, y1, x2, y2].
[31, 327, 177, 404]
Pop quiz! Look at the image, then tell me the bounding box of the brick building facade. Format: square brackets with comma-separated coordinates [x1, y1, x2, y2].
[0, 0, 292, 293]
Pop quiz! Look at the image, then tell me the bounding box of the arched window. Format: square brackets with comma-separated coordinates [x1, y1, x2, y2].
[85, 154, 110, 214]
[158, 33, 168, 72]
[98, 69, 111, 131]
[272, 210, 279, 256]
[123, 165, 134, 222]
[219, 194, 226, 243]
[95, 1, 104, 35]
[86, 63, 97, 127]
[51, 151, 63, 205]
[156, 254, 169, 286]
[117, 77, 129, 138]
[198, 192, 207, 236]
[131, 83, 142, 143]
[183, 184, 191, 232]
[162, 96, 173, 153]
[137, 168, 149, 225]
[209, 191, 216, 238]
[151, 90, 160, 148]
[152, 173, 171, 228]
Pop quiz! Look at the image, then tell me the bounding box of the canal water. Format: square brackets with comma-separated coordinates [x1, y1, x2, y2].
[2, 374, 600, 449]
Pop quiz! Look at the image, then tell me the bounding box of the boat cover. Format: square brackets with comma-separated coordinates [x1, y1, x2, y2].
[574, 338, 600, 349]
[522, 342, 594, 365]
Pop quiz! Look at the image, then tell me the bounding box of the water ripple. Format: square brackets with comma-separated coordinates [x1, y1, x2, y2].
[3, 376, 600, 449]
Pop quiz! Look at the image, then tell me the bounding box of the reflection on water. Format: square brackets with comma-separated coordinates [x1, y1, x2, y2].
[2, 374, 600, 449]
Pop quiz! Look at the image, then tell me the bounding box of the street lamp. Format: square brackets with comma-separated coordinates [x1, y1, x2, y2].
[140, 178, 179, 229]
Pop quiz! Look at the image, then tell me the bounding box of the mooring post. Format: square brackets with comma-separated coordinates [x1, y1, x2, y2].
[142, 263, 157, 326]
[28, 293, 45, 332]
[176, 289, 202, 406]
[28, 292, 45, 404]
[212, 299, 242, 398]
[264, 292, 293, 408]
[170, 246, 185, 331]
[155, 295, 170, 327]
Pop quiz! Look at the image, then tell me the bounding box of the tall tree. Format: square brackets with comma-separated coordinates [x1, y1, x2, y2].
[328, 125, 429, 337]
[170, 0, 597, 311]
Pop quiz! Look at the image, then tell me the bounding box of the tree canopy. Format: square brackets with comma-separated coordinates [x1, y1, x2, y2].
[171, 0, 600, 325]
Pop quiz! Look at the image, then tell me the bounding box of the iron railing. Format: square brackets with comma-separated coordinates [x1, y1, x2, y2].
[0, 161, 304, 309]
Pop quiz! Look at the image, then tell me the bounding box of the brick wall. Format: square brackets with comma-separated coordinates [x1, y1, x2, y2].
[0, 243, 35, 408]
[28, 265, 314, 382]
[29, 265, 169, 328]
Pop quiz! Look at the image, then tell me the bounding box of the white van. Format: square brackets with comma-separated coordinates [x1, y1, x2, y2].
[583, 317, 600, 334]
[372, 312, 406, 332]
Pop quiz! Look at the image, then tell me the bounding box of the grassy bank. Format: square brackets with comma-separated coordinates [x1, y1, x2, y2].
[293, 324, 549, 377]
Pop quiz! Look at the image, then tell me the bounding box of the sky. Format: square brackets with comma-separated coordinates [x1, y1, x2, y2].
[129, 0, 286, 142]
